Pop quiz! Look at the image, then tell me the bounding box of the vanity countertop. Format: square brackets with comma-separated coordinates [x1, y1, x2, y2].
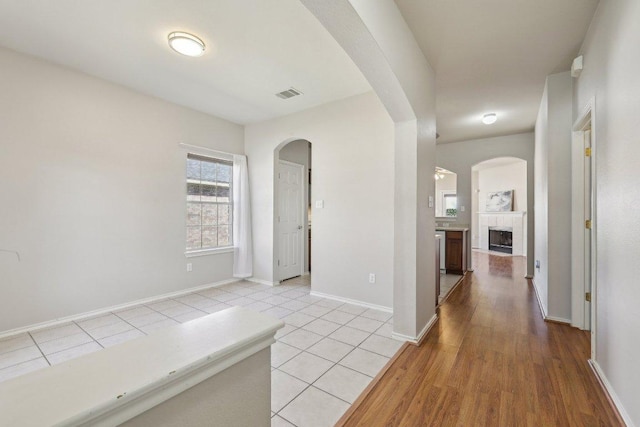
[435, 227, 470, 232]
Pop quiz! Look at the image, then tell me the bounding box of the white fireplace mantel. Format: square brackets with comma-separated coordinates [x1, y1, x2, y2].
[478, 211, 526, 216]
[478, 211, 527, 255]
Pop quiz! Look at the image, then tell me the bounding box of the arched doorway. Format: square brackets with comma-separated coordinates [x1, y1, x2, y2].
[274, 139, 312, 283]
[471, 157, 528, 267]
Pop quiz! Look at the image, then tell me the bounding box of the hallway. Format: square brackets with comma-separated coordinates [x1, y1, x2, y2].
[339, 252, 622, 426]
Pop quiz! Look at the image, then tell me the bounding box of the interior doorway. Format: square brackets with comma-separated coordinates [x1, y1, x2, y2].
[571, 101, 596, 359]
[470, 157, 528, 268]
[275, 140, 312, 282]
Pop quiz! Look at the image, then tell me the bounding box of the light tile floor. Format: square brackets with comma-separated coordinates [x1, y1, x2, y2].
[0, 275, 399, 427]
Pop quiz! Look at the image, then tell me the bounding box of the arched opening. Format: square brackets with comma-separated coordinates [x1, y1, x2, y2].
[471, 157, 528, 272]
[273, 139, 312, 285]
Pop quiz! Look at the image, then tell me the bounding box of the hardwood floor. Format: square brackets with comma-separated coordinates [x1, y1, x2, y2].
[338, 252, 622, 426]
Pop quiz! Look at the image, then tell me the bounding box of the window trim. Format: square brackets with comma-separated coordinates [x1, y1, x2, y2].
[184, 247, 234, 258]
[179, 143, 234, 162]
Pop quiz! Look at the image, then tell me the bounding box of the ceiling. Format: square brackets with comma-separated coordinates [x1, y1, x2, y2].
[0, 1, 600, 141]
[395, 0, 600, 144]
[0, 0, 371, 125]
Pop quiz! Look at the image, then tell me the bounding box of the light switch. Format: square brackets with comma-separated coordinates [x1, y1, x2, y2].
[428, 196, 434, 208]
[315, 200, 324, 209]
[460, 206, 466, 212]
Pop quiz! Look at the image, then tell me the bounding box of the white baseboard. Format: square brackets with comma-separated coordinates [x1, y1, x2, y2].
[531, 278, 548, 319]
[531, 279, 571, 324]
[525, 274, 533, 279]
[544, 315, 572, 324]
[0, 277, 241, 339]
[301, 271, 310, 276]
[309, 291, 392, 313]
[246, 278, 279, 287]
[589, 359, 635, 427]
[392, 313, 438, 344]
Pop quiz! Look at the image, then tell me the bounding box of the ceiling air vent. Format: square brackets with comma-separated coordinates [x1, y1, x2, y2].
[276, 87, 303, 100]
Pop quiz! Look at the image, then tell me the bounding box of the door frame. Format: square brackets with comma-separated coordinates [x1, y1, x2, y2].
[571, 97, 597, 359]
[275, 159, 305, 282]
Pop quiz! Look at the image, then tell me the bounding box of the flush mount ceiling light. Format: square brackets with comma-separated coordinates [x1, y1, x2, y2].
[168, 32, 205, 57]
[482, 113, 497, 125]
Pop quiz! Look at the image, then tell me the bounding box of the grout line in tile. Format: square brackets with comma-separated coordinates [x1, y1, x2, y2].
[273, 369, 313, 418]
[73, 321, 105, 349]
[112, 310, 150, 338]
[26, 331, 50, 367]
[307, 383, 352, 405]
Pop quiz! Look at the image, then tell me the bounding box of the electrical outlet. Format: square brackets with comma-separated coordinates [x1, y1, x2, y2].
[369, 273, 376, 283]
[187, 263, 193, 272]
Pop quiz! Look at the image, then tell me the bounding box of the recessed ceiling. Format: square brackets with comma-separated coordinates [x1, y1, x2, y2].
[0, 0, 371, 125]
[394, 0, 600, 144]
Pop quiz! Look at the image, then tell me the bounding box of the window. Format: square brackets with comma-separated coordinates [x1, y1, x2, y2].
[444, 193, 457, 217]
[186, 154, 233, 251]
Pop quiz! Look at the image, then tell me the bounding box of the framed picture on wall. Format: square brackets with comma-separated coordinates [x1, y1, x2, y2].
[486, 190, 514, 212]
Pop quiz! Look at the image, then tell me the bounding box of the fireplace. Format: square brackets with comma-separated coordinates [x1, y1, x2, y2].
[488, 227, 513, 254]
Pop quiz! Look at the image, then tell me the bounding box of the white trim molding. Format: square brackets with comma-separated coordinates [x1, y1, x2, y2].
[178, 142, 238, 161]
[246, 278, 280, 287]
[184, 247, 234, 258]
[531, 278, 548, 319]
[544, 315, 572, 325]
[309, 291, 392, 313]
[0, 278, 241, 339]
[391, 314, 438, 344]
[589, 359, 635, 427]
[531, 278, 572, 324]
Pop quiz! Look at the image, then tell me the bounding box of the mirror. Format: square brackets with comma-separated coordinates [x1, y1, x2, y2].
[435, 167, 457, 217]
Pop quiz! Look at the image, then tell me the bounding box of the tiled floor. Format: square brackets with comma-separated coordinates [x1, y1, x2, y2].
[0, 275, 399, 427]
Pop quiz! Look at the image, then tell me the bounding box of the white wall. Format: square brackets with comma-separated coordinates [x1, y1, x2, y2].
[477, 162, 527, 212]
[476, 161, 527, 254]
[534, 85, 549, 312]
[346, 0, 437, 339]
[278, 140, 311, 274]
[574, 0, 640, 424]
[435, 133, 535, 276]
[246, 92, 395, 309]
[281, 0, 438, 341]
[0, 47, 244, 331]
[471, 170, 479, 247]
[534, 72, 573, 322]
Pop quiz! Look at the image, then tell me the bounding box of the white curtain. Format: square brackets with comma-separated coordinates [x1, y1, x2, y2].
[232, 155, 253, 278]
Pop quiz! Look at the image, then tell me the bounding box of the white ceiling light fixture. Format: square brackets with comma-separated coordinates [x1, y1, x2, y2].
[482, 113, 497, 125]
[168, 32, 205, 57]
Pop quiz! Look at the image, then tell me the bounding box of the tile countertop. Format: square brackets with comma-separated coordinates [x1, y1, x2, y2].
[435, 227, 469, 232]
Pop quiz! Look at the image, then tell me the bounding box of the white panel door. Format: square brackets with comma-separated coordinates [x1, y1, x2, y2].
[278, 161, 304, 281]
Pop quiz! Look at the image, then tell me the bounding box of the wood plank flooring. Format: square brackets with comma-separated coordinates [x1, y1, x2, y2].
[338, 252, 622, 426]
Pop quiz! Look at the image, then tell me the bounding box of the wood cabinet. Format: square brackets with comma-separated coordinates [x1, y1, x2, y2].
[445, 231, 467, 275]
